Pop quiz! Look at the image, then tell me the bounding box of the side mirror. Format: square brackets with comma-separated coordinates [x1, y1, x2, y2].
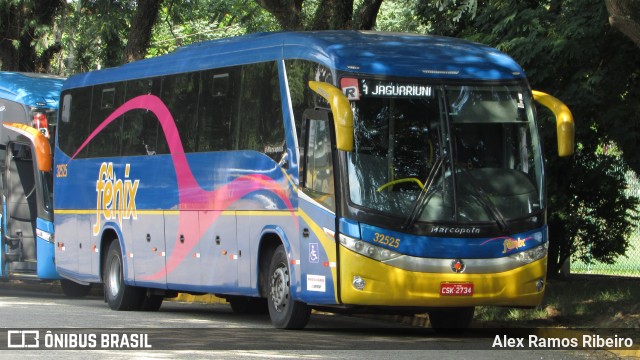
[2, 122, 52, 172]
[308, 81, 354, 152]
[532, 90, 575, 157]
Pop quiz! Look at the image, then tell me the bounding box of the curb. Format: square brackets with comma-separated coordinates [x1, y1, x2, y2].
[170, 293, 226, 304]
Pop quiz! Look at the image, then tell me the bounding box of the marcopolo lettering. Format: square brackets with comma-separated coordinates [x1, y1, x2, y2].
[430, 226, 481, 235]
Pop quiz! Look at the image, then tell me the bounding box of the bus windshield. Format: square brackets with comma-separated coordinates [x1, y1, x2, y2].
[346, 80, 544, 225]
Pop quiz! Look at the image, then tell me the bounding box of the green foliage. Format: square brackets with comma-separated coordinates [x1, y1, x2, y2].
[148, 0, 278, 57]
[375, 0, 429, 32]
[0, 0, 66, 71]
[418, 0, 640, 275]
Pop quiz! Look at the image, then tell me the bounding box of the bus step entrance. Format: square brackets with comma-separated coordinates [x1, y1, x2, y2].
[6, 261, 37, 277]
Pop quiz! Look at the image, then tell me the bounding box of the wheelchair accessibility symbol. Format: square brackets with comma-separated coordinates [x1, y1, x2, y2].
[309, 243, 319, 263]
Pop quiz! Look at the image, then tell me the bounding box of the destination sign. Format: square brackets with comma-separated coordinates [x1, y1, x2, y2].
[340, 78, 433, 100]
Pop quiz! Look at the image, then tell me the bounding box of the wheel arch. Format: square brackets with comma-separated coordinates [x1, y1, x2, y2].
[98, 225, 125, 283]
[257, 226, 292, 298]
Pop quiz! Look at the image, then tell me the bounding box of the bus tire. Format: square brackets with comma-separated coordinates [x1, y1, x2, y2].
[103, 240, 143, 310]
[428, 306, 474, 333]
[266, 245, 310, 329]
[60, 279, 92, 297]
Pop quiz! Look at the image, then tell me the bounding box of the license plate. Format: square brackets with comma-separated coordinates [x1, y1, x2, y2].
[440, 282, 473, 296]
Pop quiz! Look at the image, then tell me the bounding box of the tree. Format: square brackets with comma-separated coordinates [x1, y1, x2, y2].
[0, 0, 65, 72]
[419, 0, 640, 276]
[123, 0, 164, 63]
[147, 0, 278, 57]
[255, 0, 384, 30]
[605, 0, 640, 48]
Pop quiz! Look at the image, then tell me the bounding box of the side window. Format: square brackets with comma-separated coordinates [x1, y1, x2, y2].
[122, 78, 167, 156]
[304, 116, 335, 211]
[0, 99, 27, 146]
[285, 60, 333, 179]
[58, 88, 92, 158]
[236, 62, 285, 161]
[88, 83, 125, 158]
[162, 72, 200, 153]
[0, 99, 27, 124]
[196, 68, 238, 152]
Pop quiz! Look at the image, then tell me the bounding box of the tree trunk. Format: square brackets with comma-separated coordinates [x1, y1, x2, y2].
[605, 0, 640, 48]
[256, 0, 305, 30]
[123, 0, 164, 63]
[258, 0, 383, 31]
[354, 0, 384, 30]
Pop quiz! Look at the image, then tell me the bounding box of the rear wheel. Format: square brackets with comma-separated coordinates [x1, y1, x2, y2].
[428, 307, 475, 333]
[103, 240, 143, 310]
[266, 245, 310, 329]
[60, 279, 92, 298]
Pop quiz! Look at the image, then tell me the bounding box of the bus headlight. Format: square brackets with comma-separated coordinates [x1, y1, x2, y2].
[509, 242, 548, 264]
[339, 234, 402, 261]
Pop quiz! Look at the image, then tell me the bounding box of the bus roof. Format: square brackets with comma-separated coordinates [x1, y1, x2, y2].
[64, 31, 526, 89]
[0, 72, 65, 109]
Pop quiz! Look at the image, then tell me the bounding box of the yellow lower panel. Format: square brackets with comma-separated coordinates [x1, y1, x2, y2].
[340, 247, 546, 307]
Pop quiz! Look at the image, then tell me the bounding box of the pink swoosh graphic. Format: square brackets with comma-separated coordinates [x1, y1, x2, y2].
[71, 95, 296, 281]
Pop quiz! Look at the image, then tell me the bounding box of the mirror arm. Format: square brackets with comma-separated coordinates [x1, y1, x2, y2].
[532, 90, 575, 157]
[308, 81, 354, 152]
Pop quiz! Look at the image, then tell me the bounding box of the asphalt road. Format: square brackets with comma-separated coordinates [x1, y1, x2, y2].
[0, 284, 625, 359]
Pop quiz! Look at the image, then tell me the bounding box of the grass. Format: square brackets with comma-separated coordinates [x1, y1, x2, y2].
[474, 275, 640, 329]
[571, 241, 640, 277]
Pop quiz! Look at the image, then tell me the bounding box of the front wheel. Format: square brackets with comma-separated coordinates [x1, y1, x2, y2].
[103, 240, 143, 310]
[266, 245, 310, 329]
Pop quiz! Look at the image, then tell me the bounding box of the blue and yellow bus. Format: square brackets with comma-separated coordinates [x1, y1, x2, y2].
[0, 72, 92, 295]
[50, 31, 574, 329]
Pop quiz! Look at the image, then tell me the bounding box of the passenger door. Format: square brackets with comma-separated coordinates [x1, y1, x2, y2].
[297, 110, 339, 304]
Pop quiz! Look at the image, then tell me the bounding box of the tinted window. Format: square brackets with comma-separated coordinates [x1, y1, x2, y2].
[285, 60, 332, 179]
[58, 88, 92, 157]
[196, 69, 238, 152]
[59, 61, 285, 159]
[122, 78, 167, 156]
[0, 99, 27, 146]
[88, 83, 125, 158]
[162, 72, 200, 153]
[237, 62, 284, 161]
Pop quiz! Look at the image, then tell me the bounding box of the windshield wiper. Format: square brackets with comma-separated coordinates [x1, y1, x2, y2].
[402, 156, 444, 230]
[457, 167, 511, 233]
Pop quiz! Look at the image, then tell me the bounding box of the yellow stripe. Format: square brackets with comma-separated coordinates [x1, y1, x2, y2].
[236, 210, 297, 217]
[280, 167, 299, 192]
[55, 209, 95, 215]
[55, 209, 296, 216]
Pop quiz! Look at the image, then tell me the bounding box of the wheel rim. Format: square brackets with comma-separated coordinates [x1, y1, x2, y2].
[270, 263, 289, 312]
[107, 254, 121, 298]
